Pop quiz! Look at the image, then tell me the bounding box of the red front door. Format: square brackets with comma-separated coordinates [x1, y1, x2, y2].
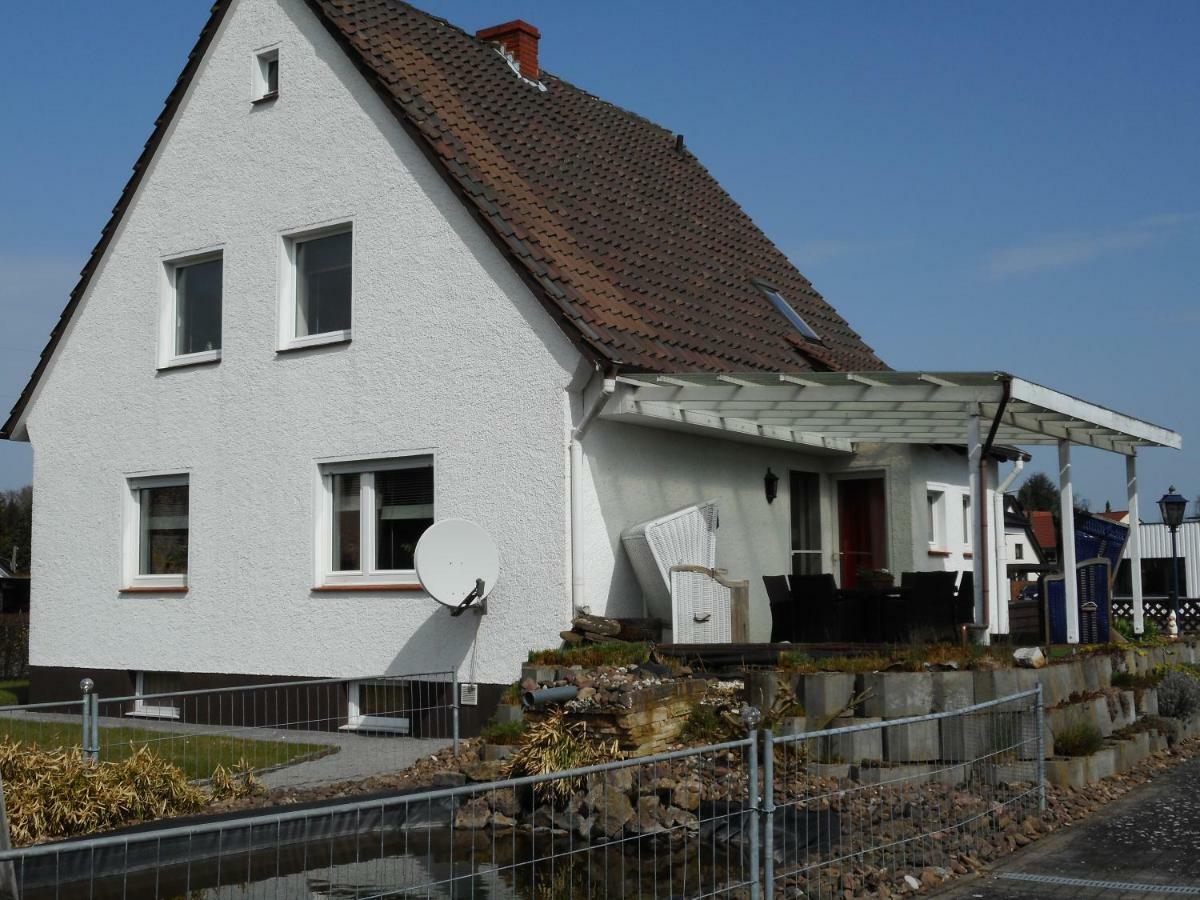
[838, 477, 887, 588]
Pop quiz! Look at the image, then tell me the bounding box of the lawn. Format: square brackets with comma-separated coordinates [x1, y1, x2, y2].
[0, 716, 336, 781]
[0, 680, 29, 706]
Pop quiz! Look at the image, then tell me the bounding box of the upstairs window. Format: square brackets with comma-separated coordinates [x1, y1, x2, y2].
[253, 48, 279, 102]
[160, 252, 222, 368]
[318, 456, 434, 586]
[926, 488, 946, 547]
[280, 225, 353, 350]
[124, 474, 189, 590]
[756, 283, 822, 342]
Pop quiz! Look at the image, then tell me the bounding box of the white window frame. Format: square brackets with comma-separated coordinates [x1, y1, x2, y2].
[278, 221, 354, 352]
[132, 671, 182, 719]
[252, 44, 280, 101]
[925, 484, 948, 550]
[961, 493, 973, 549]
[123, 472, 190, 590]
[158, 247, 223, 370]
[343, 680, 411, 734]
[315, 453, 434, 586]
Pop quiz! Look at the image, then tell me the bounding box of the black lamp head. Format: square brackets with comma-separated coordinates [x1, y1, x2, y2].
[1158, 485, 1188, 529]
[764, 468, 779, 504]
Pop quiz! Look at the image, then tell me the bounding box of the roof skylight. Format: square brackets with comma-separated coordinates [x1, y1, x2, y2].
[758, 286, 821, 342]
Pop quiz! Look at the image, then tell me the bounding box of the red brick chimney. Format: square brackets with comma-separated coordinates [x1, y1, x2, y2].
[476, 20, 540, 80]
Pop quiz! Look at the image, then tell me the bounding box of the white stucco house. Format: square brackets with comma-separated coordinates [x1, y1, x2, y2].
[2, 0, 1181, 727]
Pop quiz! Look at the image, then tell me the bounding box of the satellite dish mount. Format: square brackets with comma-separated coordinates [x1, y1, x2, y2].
[414, 520, 499, 617]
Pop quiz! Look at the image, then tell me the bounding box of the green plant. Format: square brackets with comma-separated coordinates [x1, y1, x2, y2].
[680, 703, 731, 745]
[480, 719, 527, 746]
[1156, 671, 1200, 720]
[527, 642, 649, 669]
[500, 682, 523, 705]
[1053, 722, 1104, 757]
[501, 710, 618, 803]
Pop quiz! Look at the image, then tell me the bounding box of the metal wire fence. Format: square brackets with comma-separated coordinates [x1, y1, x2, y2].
[0, 671, 457, 788]
[0, 735, 759, 899]
[0, 688, 1044, 898]
[765, 687, 1043, 898]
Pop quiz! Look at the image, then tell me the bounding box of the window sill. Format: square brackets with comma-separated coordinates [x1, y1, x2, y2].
[251, 90, 279, 106]
[158, 350, 221, 371]
[127, 707, 181, 720]
[120, 586, 188, 594]
[277, 331, 352, 354]
[312, 583, 423, 592]
[340, 718, 411, 734]
[927, 548, 952, 558]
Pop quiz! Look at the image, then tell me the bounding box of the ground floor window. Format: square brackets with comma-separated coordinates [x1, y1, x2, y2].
[345, 680, 411, 733]
[123, 473, 189, 590]
[132, 671, 183, 719]
[318, 455, 434, 586]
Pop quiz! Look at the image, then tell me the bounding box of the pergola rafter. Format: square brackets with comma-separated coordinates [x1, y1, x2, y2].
[605, 371, 1182, 644]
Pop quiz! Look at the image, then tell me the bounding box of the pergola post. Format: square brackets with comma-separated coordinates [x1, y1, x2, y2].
[967, 408, 986, 639]
[1058, 439, 1079, 643]
[1126, 452, 1145, 635]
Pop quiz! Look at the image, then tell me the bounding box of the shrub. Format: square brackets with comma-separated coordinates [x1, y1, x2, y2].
[1156, 671, 1200, 721]
[480, 719, 527, 746]
[501, 710, 619, 803]
[527, 642, 649, 669]
[1053, 722, 1103, 757]
[680, 702, 731, 745]
[0, 739, 207, 846]
[209, 758, 266, 801]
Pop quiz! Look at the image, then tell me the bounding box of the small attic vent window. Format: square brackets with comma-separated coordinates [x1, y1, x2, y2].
[758, 285, 821, 342]
[253, 48, 279, 102]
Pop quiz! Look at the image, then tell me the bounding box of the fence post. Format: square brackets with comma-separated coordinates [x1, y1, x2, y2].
[451, 671, 460, 754]
[747, 729, 760, 900]
[79, 678, 96, 763]
[1035, 682, 1045, 812]
[762, 728, 774, 897]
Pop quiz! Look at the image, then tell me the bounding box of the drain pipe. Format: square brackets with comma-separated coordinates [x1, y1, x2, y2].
[571, 370, 616, 614]
[963, 374, 1013, 645]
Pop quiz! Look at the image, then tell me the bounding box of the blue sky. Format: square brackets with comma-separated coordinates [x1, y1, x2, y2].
[1, 1, 1197, 512]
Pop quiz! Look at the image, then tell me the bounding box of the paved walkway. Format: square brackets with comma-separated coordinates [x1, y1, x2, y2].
[937, 756, 1200, 898]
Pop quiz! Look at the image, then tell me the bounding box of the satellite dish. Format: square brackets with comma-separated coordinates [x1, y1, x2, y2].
[415, 519, 499, 616]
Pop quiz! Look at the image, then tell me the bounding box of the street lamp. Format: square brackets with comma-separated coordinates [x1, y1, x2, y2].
[1157, 485, 1188, 638]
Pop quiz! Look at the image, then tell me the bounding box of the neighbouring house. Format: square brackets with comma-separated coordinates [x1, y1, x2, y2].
[1, 0, 1181, 727]
[0, 559, 29, 615]
[1003, 495, 1046, 572]
[1029, 511, 1059, 567]
[1114, 518, 1198, 624]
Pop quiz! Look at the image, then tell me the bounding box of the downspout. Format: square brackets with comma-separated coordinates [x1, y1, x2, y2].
[571, 370, 616, 614]
[963, 374, 1013, 644]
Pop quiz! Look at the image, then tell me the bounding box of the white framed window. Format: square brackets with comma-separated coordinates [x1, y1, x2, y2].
[344, 680, 411, 733]
[279, 223, 353, 351]
[132, 671, 183, 719]
[1014, 543, 1025, 560]
[123, 473, 189, 590]
[926, 488, 946, 548]
[316, 455, 434, 586]
[962, 494, 973, 546]
[159, 250, 222, 369]
[252, 46, 279, 102]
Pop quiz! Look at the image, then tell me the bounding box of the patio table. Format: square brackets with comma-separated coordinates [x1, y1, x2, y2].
[836, 586, 910, 643]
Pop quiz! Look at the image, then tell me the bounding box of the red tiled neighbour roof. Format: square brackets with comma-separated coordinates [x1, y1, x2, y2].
[1096, 510, 1128, 522]
[2, 0, 885, 439]
[1030, 511, 1057, 550]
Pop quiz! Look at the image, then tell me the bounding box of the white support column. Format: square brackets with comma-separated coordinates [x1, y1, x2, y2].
[1126, 452, 1145, 635]
[992, 486, 1009, 635]
[1058, 439, 1079, 643]
[967, 409, 985, 635]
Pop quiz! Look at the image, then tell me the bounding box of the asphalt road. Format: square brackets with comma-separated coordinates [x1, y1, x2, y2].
[937, 755, 1200, 899]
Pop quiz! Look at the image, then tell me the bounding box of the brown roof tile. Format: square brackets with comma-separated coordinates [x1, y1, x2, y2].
[3, 0, 885, 438]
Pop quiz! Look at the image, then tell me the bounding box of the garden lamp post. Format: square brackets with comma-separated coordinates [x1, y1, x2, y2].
[1157, 486, 1188, 638]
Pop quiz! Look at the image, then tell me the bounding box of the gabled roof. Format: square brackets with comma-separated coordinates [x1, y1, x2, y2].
[1029, 511, 1058, 550]
[3, 0, 885, 438]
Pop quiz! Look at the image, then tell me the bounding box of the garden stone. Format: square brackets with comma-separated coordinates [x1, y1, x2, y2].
[1136, 688, 1159, 717]
[1084, 746, 1118, 783]
[931, 671, 974, 711]
[973, 668, 1038, 703]
[744, 670, 780, 718]
[828, 715, 884, 764]
[585, 784, 634, 839]
[1013, 647, 1046, 669]
[861, 672, 933, 718]
[775, 716, 809, 737]
[989, 761, 1037, 785]
[521, 665, 558, 686]
[808, 762, 851, 780]
[454, 797, 492, 829]
[493, 703, 524, 725]
[800, 673, 857, 723]
[1043, 757, 1085, 788]
[1036, 665, 1071, 706]
[481, 743, 515, 761]
[1090, 655, 1113, 691]
[940, 716, 991, 761]
[884, 719, 940, 762]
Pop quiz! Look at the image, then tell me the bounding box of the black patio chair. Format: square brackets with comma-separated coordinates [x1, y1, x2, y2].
[791, 574, 838, 642]
[763, 575, 795, 642]
[956, 571, 975, 626]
